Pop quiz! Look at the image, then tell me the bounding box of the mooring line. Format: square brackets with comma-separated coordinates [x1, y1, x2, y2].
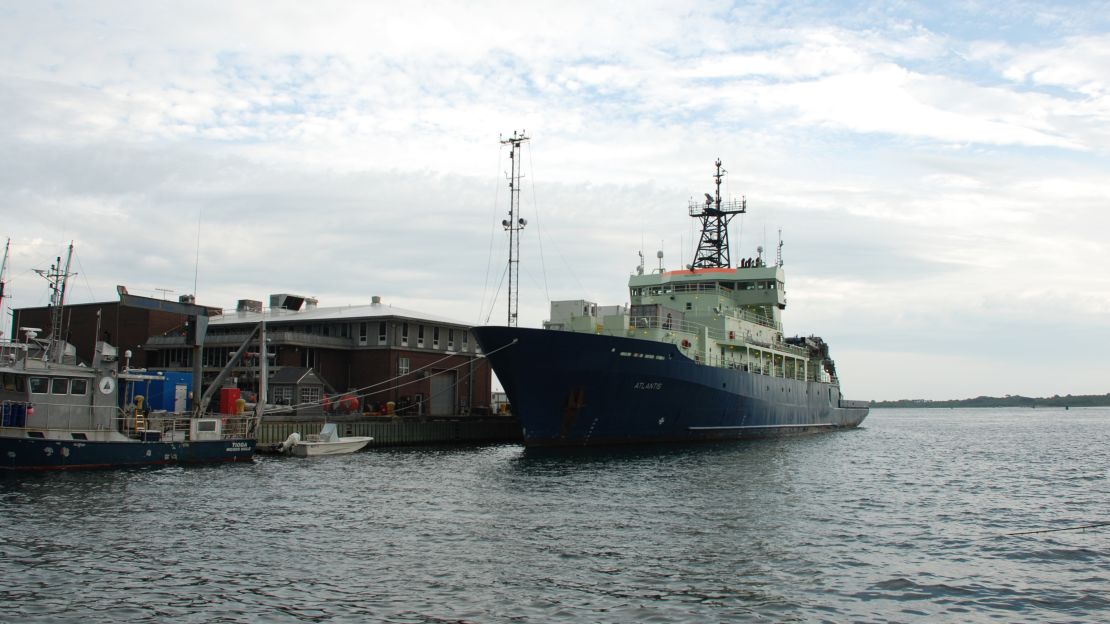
[1002, 521, 1110, 537]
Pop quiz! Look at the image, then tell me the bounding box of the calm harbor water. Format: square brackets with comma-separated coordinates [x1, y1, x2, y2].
[2, 407, 1108, 623]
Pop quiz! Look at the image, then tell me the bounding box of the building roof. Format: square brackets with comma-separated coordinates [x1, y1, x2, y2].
[270, 367, 322, 385]
[209, 301, 472, 328]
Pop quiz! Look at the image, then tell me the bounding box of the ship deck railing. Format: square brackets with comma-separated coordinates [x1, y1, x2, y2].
[628, 314, 805, 355]
[689, 198, 747, 215]
[0, 341, 31, 368]
[1, 399, 256, 441]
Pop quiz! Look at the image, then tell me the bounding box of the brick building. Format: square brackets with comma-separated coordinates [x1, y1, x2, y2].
[143, 294, 492, 417]
[8, 299, 220, 369]
[12, 293, 493, 417]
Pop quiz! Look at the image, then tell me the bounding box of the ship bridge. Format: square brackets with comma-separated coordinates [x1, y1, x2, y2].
[628, 264, 786, 323]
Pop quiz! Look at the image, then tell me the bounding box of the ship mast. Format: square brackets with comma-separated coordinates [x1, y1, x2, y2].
[34, 242, 75, 363]
[688, 159, 746, 269]
[500, 130, 529, 327]
[0, 238, 8, 338]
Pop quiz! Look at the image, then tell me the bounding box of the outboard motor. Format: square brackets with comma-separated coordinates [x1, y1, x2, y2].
[278, 432, 301, 454]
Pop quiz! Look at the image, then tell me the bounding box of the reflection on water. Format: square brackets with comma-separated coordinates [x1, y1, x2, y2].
[3, 407, 1108, 622]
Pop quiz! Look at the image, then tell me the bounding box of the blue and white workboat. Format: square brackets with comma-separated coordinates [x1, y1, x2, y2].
[0, 339, 256, 470]
[0, 245, 259, 470]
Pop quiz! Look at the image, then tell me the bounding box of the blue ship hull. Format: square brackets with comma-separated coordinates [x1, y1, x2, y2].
[0, 436, 256, 471]
[474, 326, 868, 447]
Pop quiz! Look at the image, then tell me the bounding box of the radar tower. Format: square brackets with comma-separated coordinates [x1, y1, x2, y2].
[688, 160, 746, 269]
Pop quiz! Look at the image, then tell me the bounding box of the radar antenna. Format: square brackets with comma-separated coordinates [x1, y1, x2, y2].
[688, 159, 746, 269]
[500, 130, 529, 327]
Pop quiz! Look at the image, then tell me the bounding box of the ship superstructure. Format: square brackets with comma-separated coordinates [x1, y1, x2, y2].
[544, 160, 840, 389]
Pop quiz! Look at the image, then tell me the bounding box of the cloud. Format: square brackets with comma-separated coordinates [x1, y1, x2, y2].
[2, 2, 1109, 399]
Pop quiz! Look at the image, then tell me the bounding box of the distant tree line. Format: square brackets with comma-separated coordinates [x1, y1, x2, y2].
[869, 393, 1110, 408]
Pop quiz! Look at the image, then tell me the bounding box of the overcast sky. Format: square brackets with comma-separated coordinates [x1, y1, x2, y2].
[1, 1, 1108, 401]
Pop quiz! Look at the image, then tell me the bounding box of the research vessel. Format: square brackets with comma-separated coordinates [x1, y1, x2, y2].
[473, 159, 868, 446]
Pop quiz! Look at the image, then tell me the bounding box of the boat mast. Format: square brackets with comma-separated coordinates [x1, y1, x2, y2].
[500, 130, 529, 327]
[252, 318, 267, 434]
[0, 238, 8, 338]
[34, 242, 75, 363]
[688, 160, 746, 269]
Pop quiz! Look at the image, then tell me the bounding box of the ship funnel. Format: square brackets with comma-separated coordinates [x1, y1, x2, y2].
[372, 296, 381, 305]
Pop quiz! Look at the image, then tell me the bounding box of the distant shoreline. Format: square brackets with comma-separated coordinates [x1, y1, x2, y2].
[869, 394, 1110, 408]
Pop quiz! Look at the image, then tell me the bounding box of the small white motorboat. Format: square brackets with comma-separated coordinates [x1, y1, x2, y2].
[278, 424, 372, 457]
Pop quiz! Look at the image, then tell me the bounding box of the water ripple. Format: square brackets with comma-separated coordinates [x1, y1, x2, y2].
[2, 408, 1109, 622]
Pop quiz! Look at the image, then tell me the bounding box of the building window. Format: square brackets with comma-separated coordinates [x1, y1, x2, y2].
[203, 347, 229, 368]
[417, 325, 425, 348]
[164, 348, 190, 368]
[301, 348, 317, 370]
[71, 379, 88, 395]
[448, 329, 455, 350]
[399, 357, 410, 375]
[433, 326, 440, 348]
[401, 323, 409, 347]
[51, 378, 70, 394]
[299, 386, 321, 406]
[272, 386, 293, 405]
[378, 322, 387, 345]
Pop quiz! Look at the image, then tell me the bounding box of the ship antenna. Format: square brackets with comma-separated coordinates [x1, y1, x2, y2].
[33, 241, 76, 363]
[500, 130, 529, 327]
[688, 159, 746, 269]
[776, 228, 784, 267]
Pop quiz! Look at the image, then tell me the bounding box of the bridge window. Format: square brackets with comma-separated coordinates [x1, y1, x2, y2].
[3, 373, 25, 392]
[52, 378, 70, 394]
[71, 379, 88, 395]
